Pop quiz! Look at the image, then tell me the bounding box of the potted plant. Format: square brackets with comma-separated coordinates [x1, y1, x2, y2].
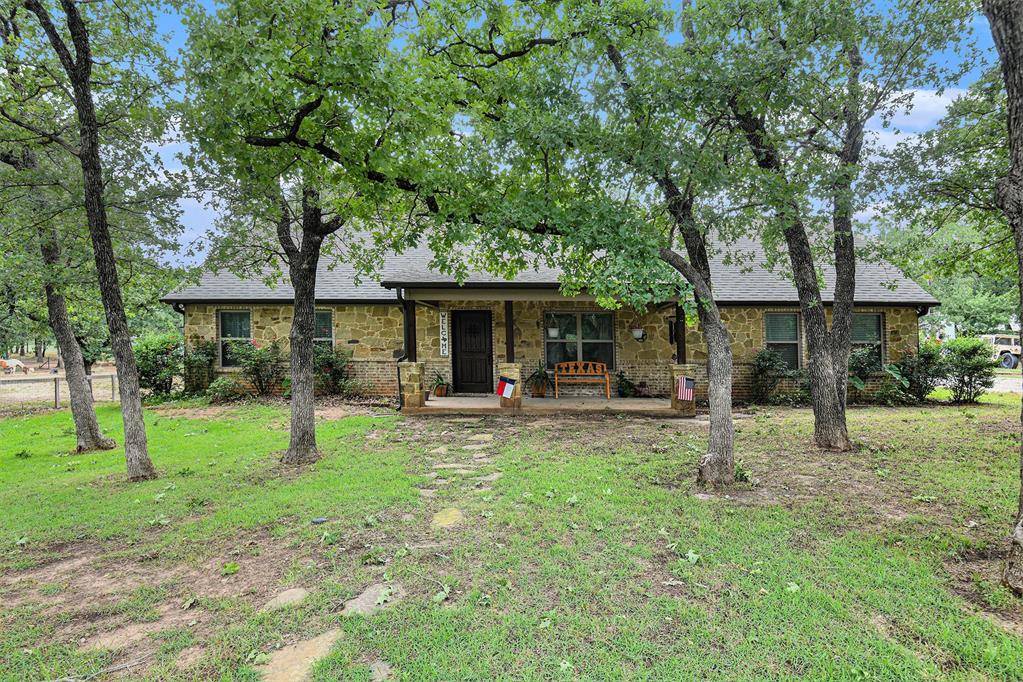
[525, 360, 553, 398]
[616, 370, 637, 398]
[431, 373, 450, 397]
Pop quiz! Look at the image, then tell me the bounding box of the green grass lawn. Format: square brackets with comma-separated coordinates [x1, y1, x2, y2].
[1, 398, 1022, 680]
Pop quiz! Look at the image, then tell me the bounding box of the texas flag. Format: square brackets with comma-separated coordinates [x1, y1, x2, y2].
[496, 376, 517, 398]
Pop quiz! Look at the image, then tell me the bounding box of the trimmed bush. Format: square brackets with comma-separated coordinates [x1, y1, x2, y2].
[751, 349, 790, 403]
[133, 333, 182, 395]
[893, 341, 946, 402]
[230, 340, 286, 396]
[207, 376, 243, 403]
[846, 346, 878, 403]
[314, 345, 364, 396]
[944, 337, 996, 404]
[183, 337, 218, 394]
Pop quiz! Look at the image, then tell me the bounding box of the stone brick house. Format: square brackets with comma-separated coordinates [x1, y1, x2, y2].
[163, 240, 938, 402]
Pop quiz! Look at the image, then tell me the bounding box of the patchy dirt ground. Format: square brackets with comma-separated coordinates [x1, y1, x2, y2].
[2, 402, 1021, 679]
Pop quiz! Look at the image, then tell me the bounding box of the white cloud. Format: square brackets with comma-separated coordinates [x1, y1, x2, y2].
[868, 87, 965, 134]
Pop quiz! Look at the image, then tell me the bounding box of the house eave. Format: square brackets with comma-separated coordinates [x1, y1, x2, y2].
[160, 296, 399, 306]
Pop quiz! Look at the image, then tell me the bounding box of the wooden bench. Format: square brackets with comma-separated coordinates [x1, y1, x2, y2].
[553, 361, 610, 399]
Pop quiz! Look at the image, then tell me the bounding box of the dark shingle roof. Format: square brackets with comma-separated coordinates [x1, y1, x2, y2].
[163, 239, 938, 307]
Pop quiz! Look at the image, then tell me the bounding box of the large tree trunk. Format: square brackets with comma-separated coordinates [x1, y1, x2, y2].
[26, 0, 156, 480]
[283, 243, 322, 465]
[783, 221, 852, 451]
[696, 303, 736, 485]
[732, 103, 853, 451]
[39, 226, 115, 453]
[983, 0, 1023, 595]
[660, 246, 735, 486]
[279, 188, 333, 465]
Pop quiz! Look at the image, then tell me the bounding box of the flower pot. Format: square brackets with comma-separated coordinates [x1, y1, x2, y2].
[547, 327, 559, 339]
[434, 384, 449, 397]
[531, 386, 547, 398]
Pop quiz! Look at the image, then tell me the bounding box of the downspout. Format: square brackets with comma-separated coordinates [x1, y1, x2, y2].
[396, 288, 407, 410]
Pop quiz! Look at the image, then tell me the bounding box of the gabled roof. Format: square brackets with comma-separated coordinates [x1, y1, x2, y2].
[162, 238, 939, 307]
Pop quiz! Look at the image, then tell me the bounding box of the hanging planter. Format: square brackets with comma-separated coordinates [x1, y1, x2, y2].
[547, 326, 560, 339]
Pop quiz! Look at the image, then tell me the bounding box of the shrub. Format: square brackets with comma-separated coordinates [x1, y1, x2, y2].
[230, 340, 286, 396]
[846, 346, 879, 403]
[206, 376, 243, 403]
[314, 345, 362, 396]
[892, 341, 946, 402]
[751, 349, 790, 403]
[183, 337, 218, 394]
[133, 333, 182, 394]
[944, 337, 996, 404]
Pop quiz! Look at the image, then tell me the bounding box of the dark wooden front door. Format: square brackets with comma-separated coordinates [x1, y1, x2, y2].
[452, 310, 493, 393]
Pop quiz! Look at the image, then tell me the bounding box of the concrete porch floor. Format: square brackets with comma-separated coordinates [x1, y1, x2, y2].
[404, 395, 692, 418]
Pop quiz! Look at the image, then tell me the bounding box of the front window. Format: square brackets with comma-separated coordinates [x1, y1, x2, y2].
[765, 313, 800, 370]
[314, 310, 334, 350]
[545, 312, 614, 369]
[851, 313, 883, 370]
[219, 310, 251, 367]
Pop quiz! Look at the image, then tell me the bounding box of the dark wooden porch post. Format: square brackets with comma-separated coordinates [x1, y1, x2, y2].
[505, 300, 515, 362]
[402, 297, 417, 362]
[674, 303, 686, 364]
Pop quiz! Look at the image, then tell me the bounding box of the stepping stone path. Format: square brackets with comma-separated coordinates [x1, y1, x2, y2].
[433, 463, 474, 470]
[419, 488, 437, 498]
[477, 472, 503, 482]
[468, 433, 494, 442]
[260, 587, 309, 612]
[462, 443, 490, 451]
[257, 629, 341, 682]
[431, 507, 465, 529]
[341, 583, 406, 617]
[370, 660, 394, 681]
[430, 446, 449, 455]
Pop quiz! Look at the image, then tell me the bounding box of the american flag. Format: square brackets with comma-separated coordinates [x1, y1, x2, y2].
[676, 376, 694, 401]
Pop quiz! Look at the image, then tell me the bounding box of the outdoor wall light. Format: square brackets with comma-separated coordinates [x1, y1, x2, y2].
[631, 327, 647, 342]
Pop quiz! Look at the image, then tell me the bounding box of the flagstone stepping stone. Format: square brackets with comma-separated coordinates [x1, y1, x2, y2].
[431, 507, 465, 529]
[477, 472, 503, 482]
[341, 583, 405, 617]
[433, 462, 474, 470]
[462, 443, 491, 451]
[468, 433, 494, 442]
[419, 488, 437, 498]
[256, 629, 341, 682]
[260, 587, 309, 612]
[370, 660, 394, 681]
[430, 446, 449, 455]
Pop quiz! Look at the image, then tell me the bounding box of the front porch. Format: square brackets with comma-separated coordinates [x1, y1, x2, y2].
[403, 394, 694, 418]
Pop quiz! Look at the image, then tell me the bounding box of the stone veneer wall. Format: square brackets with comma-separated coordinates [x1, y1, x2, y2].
[182, 303, 404, 396]
[181, 301, 922, 401]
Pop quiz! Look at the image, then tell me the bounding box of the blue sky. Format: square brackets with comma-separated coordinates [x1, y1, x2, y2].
[152, 3, 998, 264]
